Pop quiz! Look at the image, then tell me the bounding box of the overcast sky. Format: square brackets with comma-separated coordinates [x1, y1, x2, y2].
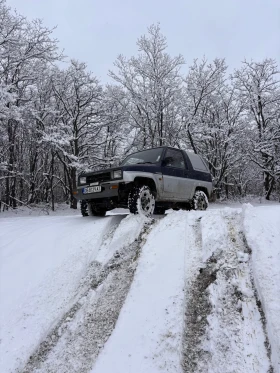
[6, 0, 280, 83]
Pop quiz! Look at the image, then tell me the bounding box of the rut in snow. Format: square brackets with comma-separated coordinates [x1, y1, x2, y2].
[182, 217, 217, 373]
[240, 228, 274, 373]
[182, 211, 273, 373]
[227, 217, 273, 373]
[20, 218, 156, 373]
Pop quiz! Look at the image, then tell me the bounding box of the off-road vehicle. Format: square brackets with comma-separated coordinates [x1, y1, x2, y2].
[74, 147, 213, 216]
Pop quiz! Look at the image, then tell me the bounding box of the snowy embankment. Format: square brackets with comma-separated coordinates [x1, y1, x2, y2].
[243, 204, 280, 372]
[92, 210, 187, 373]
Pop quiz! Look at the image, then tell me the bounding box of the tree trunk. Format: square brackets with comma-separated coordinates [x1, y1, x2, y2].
[225, 176, 229, 199]
[187, 126, 197, 154]
[5, 176, 10, 210]
[70, 167, 77, 209]
[264, 172, 274, 200]
[50, 152, 55, 211]
[28, 150, 38, 204]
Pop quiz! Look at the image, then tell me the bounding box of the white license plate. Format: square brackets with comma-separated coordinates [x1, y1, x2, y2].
[82, 186, 102, 194]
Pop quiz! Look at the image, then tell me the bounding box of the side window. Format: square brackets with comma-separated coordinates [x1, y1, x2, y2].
[187, 152, 209, 172]
[163, 149, 185, 169]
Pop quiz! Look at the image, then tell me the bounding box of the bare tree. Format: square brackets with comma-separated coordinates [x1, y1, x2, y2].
[182, 58, 227, 154]
[109, 24, 184, 148]
[49, 61, 103, 208]
[0, 0, 61, 209]
[234, 59, 280, 199]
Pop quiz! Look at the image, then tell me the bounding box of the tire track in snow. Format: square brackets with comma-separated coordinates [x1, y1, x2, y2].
[226, 215, 273, 373]
[182, 210, 272, 373]
[182, 215, 218, 373]
[242, 205, 280, 372]
[18, 220, 123, 373]
[239, 227, 274, 373]
[2, 215, 125, 373]
[20, 218, 156, 373]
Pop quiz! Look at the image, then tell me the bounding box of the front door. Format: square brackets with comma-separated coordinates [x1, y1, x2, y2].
[161, 148, 187, 200]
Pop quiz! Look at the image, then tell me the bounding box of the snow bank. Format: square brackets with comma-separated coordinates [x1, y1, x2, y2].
[91, 211, 188, 373]
[243, 204, 280, 372]
[96, 214, 148, 264]
[200, 209, 228, 261]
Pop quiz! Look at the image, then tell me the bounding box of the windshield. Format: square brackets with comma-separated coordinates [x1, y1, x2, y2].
[121, 148, 163, 166]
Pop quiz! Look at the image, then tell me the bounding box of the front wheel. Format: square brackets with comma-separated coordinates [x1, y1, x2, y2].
[192, 190, 208, 211]
[128, 186, 155, 217]
[80, 200, 89, 216]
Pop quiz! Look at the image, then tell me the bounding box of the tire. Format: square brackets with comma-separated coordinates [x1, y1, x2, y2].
[192, 190, 208, 211]
[153, 205, 165, 215]
[80, 200, 89, 217]
[128, 186, 155, 216]
[88, 203, 107, 217]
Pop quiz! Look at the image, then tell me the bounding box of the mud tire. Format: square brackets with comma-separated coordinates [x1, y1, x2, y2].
[88, 203, 107, 217]
[81, 200, 89, 217]
[153, 205, 165, 215]
[128, 186, 155, 216]
[192, 190, 208, 211]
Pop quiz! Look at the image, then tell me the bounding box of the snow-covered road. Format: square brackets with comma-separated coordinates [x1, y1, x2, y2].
[0, 204, 279, 373]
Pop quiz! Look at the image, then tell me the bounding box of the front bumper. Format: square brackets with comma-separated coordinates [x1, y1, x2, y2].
[74, 169, 160, 203]
[75, 182, 121, 200]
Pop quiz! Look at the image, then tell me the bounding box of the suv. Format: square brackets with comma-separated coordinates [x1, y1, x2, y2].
[74, 147, 213, 216]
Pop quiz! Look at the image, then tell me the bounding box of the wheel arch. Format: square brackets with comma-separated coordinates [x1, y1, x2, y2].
[194, 186, 209, 199]
[133, 177, 157, 196]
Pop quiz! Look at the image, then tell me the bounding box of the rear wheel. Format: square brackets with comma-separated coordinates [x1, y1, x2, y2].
[153, 204, 165, 215]
[192, 190, 208, 211]
[128, 186, 155, 216]
[88, 202, 107, 217]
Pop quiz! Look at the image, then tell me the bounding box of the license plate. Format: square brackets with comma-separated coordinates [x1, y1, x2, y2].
[82, 186, 102, 194]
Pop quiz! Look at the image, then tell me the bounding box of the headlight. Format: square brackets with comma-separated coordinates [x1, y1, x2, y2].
[80, 176, 87, 184]
[113, 170, 122, 179]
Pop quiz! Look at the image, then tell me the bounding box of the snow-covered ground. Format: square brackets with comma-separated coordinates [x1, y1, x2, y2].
[92, 211, 187, 373]
[0, 213, 125, 372]
[243, 204, 280, 372]
[0, 203, 279, 373]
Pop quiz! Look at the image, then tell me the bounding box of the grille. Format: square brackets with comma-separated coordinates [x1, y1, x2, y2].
[86, 172, 111, 184]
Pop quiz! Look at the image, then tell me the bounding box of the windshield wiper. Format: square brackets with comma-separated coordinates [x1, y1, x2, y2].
[136, 161, 154, 164]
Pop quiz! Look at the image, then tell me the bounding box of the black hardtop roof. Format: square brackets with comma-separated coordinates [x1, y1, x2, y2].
[123, 146, 199, 158]
[124, 146, 176, 157]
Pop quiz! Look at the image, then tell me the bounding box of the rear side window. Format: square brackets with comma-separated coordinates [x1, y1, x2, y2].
[164, 149, 185, 169]
[187, 152, 209, 172]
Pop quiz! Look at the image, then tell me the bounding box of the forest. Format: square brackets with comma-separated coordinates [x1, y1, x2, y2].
[0, 0, 279, 211]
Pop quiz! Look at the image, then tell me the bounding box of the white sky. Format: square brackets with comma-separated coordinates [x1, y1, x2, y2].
[6, 0, 280, 83]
